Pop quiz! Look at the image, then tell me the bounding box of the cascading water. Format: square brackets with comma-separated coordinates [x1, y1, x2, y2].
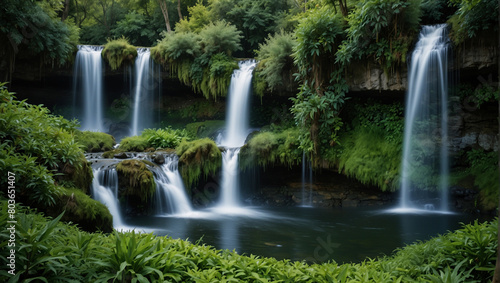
[91, 168, 124, 227]
[399, 24, 450, 211]
[154, 156, 193, 215]
[218, 60, 257, 208]
[301, 152, 313, 207]
[131, 48, 160, 136]
[74, 45, 105, 131]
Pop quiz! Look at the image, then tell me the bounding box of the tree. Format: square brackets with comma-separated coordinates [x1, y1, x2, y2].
[157, 0, 172, 32]
[177, 0, 183, 20]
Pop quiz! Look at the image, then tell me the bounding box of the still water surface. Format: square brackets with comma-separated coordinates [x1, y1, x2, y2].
[123, 206, 484, 263]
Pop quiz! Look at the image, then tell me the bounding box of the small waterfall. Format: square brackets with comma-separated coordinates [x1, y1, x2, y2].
[154, 156, 193, 215]
[91, 168, 124, 227]
[301, 152, 313, 206]
[400, 24, 450, 211]
[74, 45, 105, 131]
[131, 48, 160, 136]
[218, 61, 256, 208]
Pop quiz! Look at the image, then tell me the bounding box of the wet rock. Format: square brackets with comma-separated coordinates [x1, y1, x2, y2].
[114, 152, 129, 159]
[152, 154, 165, 164]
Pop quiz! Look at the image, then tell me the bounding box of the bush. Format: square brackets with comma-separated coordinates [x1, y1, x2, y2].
[119, 128, 192, 151]
[255, 30, 297, 95]
[176, 138, 222, 187]
[119, 135, 150, 152]
[448, 0, 499, 45]
[102, 37, 138, 70]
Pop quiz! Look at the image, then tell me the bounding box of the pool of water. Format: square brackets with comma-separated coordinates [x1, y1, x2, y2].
[121, 205, 486, 263]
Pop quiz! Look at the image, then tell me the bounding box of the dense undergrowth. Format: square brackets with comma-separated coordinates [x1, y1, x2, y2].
[0, 83, 112, 232]
[0, 201, 496, 282]
[118, 127, 192, 152]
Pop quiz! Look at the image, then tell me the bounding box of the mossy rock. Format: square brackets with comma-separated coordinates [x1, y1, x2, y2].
[176, 138, 222, 188]
[116, 160, 156, 206]
[118, 136, 149, 152]
[102, 37, 138, 70]
[55, 154, 93, 193]
[75, 130, 116, 153]
[58, 188, 113, 232]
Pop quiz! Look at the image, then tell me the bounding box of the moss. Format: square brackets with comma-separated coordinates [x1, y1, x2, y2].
[55, 154, 93, 193]
[75, 130, 116, 153]
[239, 128, 302, 170]
[102, 37, 138, 70]
[118, 135, 149, 152]
[57, 188, 113, 233]
[176, 138, 222, 187]
[185, 120, 225, 138]
[336, 127, 401, 191]
[116, 160, 156, 204]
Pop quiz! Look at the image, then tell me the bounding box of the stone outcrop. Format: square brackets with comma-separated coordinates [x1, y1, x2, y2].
[346, 61, 407, 92]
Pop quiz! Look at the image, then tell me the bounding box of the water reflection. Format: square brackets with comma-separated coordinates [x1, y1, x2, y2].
[124, 206, 486, 263]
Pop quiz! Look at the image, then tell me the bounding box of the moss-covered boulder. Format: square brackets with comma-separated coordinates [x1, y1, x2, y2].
[102, 37, 138, 70]
[176, 138, 222, 188]
[116, 160, 156, 208]
[75, 131, 116, 152]
[239, 128, 302, 170]
[58, 188, 113, 232]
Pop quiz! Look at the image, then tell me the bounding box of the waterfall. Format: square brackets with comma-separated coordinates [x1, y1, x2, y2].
[74, 45, 105, 131]
[91, 168, 124, 227]
[400, 24, 450, 211]
[154, 156, 193, 215]
[131, 48, 160, 136]
[301, 152, 313, 207]
[218, 60, 257, 208]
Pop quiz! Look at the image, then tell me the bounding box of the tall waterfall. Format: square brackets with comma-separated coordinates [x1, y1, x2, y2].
[218, 61, 257, 208]
[154, 156, 193, 215]
[91, 168, 124, 227]
[74, 45, 105, 131]
[131, 48, 160, 136]
[400, 25, 450, 211]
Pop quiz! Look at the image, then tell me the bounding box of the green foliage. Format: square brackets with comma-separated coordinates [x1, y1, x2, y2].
[255, 30, 297, 95]
[353, 101, 404, 144]
[240, 128, 302, 170]
[175, 2, 211, 33]
[462, 149, 499, 210]
[337, 0, 421, 70]
[0, 202, 498, 282]
[102, 37, 138, 70]
[176, 138, 222, 187]
[336, 127, 401, 191]
[116, 160, 156, 204]
[75, 131, 116, 153]
[185, 120, 225, 138]
[119, 128, 192, 151]
[111, 12, 158, 46]
[0, 83, 91, 206]
[448, 0, 499, 45]
[152, 22, 241, 100]
[208, 0, 293, 56]
[118, 135, 150, 152]
[1, 0, 79, 70]
[457, 83, 500, 110]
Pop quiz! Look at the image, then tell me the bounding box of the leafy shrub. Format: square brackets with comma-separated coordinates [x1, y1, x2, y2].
[151, 21, 241, 100]
[337, 0, 421, 70]
[463, 149, 499, 210]
[255, 30, 297, 95]
[448, 0, 499, 45]
[119, 128, 192, 151]
[102, 37, 138, 70]
[75, 130, 116, 153]
[176, 138, 222, 187]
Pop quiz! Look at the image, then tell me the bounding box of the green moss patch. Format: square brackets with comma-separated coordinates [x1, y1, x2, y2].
[75, 131, 116, 153]
[102, 37, 138, 70]
[176, 138, 221, 187]
[239, 128, 302, 170]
